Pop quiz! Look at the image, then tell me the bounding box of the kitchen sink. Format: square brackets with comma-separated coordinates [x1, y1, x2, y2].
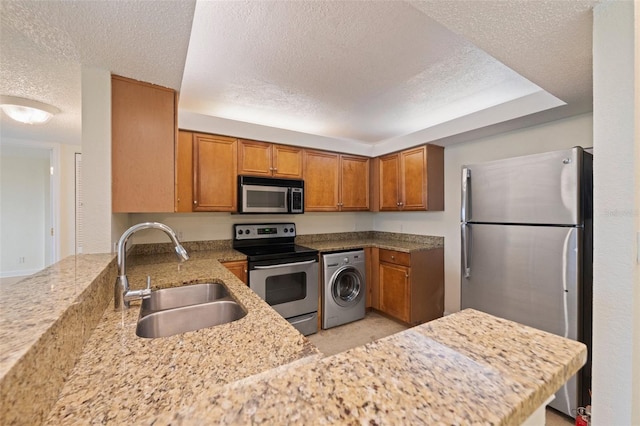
[140, 283, 229, 315]
[136, 300, 247, 338]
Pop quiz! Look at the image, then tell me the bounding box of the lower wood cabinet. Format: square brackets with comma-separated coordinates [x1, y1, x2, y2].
[376, 247, 444, 325]
[221, 260, 248, 284]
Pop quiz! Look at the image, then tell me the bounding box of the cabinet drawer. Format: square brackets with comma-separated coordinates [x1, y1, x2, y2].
[379, 249, 411, 266]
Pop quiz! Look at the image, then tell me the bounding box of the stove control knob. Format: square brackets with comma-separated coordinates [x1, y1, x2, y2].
[238, 230, 243, 235]
[283, 228, 288, 233]
[245, 229, 251, 234]
[289, 227, 294, 233]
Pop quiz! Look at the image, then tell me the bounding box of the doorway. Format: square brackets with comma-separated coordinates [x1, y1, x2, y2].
[0, 142, 59, 280]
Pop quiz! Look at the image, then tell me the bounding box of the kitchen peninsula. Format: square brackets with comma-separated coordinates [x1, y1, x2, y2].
[0, 233, 586, 425]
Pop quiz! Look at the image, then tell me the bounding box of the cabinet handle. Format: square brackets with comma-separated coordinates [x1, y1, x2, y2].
[399, 201, 404, 206]
[391, 255, 395, 260]
[193, 200, 197, 205]
[405, 273, 409, 278]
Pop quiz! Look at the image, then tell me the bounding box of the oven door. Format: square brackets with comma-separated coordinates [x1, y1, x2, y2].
[249, 256, 318, 319]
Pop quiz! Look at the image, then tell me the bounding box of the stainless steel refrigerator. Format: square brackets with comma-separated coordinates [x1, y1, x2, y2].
[460, 147, 592, 418]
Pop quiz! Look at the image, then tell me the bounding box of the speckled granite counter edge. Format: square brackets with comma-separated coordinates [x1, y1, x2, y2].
[144, 309, 587, 426]
[0, 254, 117, 426]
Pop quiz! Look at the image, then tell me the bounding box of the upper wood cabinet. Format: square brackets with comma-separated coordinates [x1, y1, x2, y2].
[303, 150, 339, 211]
[374, 144, 444, 212]
[340, 155, 370, 211]
[238, 139, 303, 179]
[175, 130, 194, 212]
[303, 150, 369, 212]
[111, 75, 176, 212]
[192, 133, 237, 212]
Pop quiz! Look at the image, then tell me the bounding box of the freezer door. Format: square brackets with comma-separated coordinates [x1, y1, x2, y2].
[461, 147, 583, 225]
[461, 223, 581, 416]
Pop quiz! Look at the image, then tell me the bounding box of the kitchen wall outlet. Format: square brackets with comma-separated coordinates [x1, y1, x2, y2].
[17, 256, 25, 264]
[178, 231, 184, 240]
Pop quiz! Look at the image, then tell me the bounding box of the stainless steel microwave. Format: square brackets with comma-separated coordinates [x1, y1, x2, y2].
[238, 176, 304, 214]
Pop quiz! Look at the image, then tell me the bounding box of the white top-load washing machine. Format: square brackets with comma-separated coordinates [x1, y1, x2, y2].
[322, 249, 366, 329]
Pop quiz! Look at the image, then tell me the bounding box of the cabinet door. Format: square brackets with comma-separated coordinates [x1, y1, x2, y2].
[272, 144, 303, 178]
[237, 139, 272, 177]
[379, 153, 400, 211]
[222, 260, 248, 284]
[112, 75, 175, 212]
[379, 261, 410, 323]
[340, 155, 369, 211]
[401, 146, 427, 211]
[175, 130, 193, 212]
[304, 150, 340, 211]
[193, 134, 237, 212]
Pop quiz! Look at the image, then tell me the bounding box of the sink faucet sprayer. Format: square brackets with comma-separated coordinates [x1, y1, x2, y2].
[114, 222, 189, 310]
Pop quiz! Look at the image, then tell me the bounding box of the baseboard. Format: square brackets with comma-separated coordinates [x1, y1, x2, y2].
[0, 268, 41, 279]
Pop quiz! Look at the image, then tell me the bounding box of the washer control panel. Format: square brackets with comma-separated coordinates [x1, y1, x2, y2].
[323, 249, 365, 268]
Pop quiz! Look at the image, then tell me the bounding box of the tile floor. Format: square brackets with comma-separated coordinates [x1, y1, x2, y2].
[307, 311, 574, 426]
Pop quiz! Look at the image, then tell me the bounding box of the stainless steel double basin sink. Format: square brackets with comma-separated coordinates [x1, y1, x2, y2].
[136, 283, 247, 338]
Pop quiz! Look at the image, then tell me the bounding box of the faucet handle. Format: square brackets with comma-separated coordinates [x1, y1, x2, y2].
[140, 276, 152, 299]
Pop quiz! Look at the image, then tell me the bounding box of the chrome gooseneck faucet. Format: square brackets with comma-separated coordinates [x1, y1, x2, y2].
[114, 222, 189, 310]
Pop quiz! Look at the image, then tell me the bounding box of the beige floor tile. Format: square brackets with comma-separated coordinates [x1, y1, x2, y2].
[307, 310, 407, 357]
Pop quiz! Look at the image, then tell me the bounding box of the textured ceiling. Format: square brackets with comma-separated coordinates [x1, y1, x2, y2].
[0, 0, 195, 144]
[0, 0, 596, 152]
[180, 0, 563, 145]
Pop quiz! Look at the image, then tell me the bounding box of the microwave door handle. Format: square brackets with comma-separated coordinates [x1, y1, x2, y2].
[253, 260, 317, 270]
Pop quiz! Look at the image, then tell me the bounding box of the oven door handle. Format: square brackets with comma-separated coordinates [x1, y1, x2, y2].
[253, 259, 317, 270]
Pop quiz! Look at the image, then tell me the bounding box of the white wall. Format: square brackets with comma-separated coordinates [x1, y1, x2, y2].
[374, 113, 593, 314]
[80, 66, 115, 254]
[592, 1, 639, 424]
[128, 212, 375, 244]
[0, 140, 79, 270]
[0, 148, 49, 275]
[58, 144, 80, 258]
[635, 0, 640, 415]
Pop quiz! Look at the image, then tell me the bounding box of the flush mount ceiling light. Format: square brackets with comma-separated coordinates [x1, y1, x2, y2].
[0, 95, 60, 125]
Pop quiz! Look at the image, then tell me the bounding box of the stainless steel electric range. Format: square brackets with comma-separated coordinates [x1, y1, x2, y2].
[232, 223, 318, 335]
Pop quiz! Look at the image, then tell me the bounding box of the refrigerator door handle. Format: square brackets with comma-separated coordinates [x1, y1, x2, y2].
[461, 223, 471, 278]
[461, 167, 470, 222]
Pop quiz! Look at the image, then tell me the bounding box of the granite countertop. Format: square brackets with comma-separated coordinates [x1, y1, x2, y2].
[151, 309, 586, 425]
[296, 231, 444, 253]
[45, 250, 319, 424]
[2, 232, 586, 425]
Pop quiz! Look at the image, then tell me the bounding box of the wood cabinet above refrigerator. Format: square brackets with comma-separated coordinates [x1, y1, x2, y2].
[371, 144, 444, 212]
